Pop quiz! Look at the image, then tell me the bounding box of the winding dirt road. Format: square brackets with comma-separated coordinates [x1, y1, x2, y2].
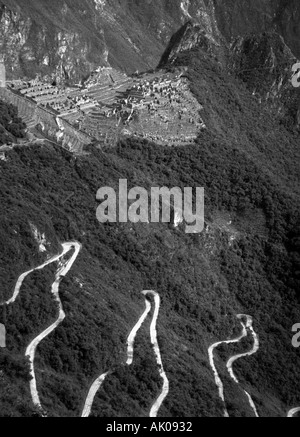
[3, 249, 296, 418]
[81, 290, 169, 418]
[208, 314, 259, 417]
[143, 291, 169, 418]
[81, 371, 110, 418]
[208, 320, 247, 417]
[81, 292, 152, 417]
[226, 315, 259, 417]
[126, 296, 152, 366]
[2, 247, 73, 306]
[24, 242, 82, 412]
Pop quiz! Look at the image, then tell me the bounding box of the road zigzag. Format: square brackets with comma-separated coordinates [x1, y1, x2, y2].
[82, 290, 169, 418]
[208, 314, 259, 417]
[1, 242, 82, 415]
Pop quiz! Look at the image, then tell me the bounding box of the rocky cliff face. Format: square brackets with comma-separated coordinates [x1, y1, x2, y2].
[0, 0, 217, 81]
[158, 21, 224, 68]
[159, 18, 300, 129]
[0, 0, 299, 82]
[230, 31, 300, 129]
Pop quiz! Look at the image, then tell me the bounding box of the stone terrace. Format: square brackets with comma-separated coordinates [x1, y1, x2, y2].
[8, 67, 206, 147]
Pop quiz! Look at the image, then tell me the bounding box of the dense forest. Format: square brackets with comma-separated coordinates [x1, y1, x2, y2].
[0, 100, 26, 145]
[0, 43, 299, 417]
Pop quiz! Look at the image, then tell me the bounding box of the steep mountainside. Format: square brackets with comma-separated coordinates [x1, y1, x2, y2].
[0, 99, 26, 144]
[0, 23, 300, 417]
[0, 0, 300, 81]
[231, 31, 300, 129]
[160, 22, 300, 130]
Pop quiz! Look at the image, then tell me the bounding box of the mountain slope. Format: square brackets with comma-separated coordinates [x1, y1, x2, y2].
[0, 29, 300, 417]
[0, 0, 300, 81]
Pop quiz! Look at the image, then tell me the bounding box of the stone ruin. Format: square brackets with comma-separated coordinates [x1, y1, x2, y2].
[2, 65, 206, 151]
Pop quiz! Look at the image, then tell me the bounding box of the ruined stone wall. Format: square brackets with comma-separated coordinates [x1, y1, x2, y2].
[59, 118, 93, 153]
[0, 87, 36, 118]
[0, 88, 92, 153]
